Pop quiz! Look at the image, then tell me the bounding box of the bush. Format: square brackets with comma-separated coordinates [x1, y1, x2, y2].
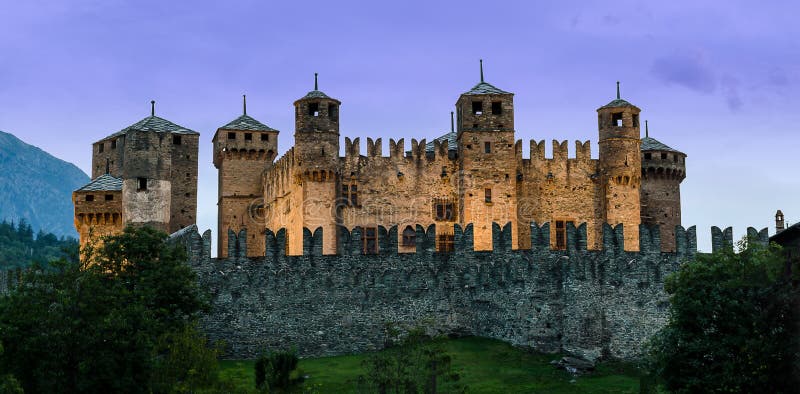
[254, 349, 305, 393]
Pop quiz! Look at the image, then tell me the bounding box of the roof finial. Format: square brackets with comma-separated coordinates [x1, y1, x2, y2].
[616, 81, 620, 99]
[314, 72, 318, 90]
[480, 59, 484, 83]
[243, 94, 247, 115]
[150, 100, 155, 116]
[450, 111, 454, 132]
[645, 120, 649, 138]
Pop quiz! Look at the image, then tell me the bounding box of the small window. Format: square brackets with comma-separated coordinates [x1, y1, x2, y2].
[661, 153, 667, 160]
[632, 114, 639, 127]
[329, 104, 338, 120]
[227, 132, 236, 140]
[472, 123, 479, 129]
[402, 226, 416, 247]
[472, 101, 483, 115]
[85, 195, 94, 202]
[644, 152, 652, 160]
[437, 233, 454, 253]
[555, 220, 566, 250]
[309, 102, 320, 117]
[362, 227, 378, 255]
[434, 202, 455, 221]
[485, 188, 492, 203]
[138, 177, 148, 191]
[673, 154, 678, 163]
[185, 192, 190, 197]
[612, 112, 623, 127]
[342, 183, 359, 207]
[261, 133, 269, 141]
[491, 101, 502, 115]
[484, 142, 491, 154]
[173, 135, 182, 145]
[244, 133, 252, 141]
[98, 143, 104, 153]
[105, 194, 113, 201]
[111, 139, 117, 149]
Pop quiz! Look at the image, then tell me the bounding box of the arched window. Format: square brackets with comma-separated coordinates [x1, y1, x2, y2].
[402, 226, 416, 247]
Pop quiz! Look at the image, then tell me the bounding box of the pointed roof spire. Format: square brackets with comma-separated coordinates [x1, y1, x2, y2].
[480, 59, 484, 83]
[616, 81, 620, 99]
[150, 100, 155, 116]
[450, 111, 454, 132]
[243, 94, 247, 115]
[314, 72, 318, 90]
[645, 120, 649, 138]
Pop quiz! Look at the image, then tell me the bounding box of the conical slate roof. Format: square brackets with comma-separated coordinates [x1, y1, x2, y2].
[641, 137, 682, 153]
[100, 115, 198, 142]
[300, 90, 331, 99]
[599, 98, 636, 109]
[462, 81, 511, 95]
[76, 173, 122, 192]
[219, 114, 276, 131]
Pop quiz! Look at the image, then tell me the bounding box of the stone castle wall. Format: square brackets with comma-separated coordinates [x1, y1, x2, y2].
[170, 222, 762, 361]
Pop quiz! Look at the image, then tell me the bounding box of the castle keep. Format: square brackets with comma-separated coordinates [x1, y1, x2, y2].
[214, 68, 686, 258]
[73, 102, 199, 246]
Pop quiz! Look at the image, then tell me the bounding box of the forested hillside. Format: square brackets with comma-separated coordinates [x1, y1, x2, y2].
[0, 219, 78, 268]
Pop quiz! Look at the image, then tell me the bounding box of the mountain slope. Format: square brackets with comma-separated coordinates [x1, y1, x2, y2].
[0, 130, 89, 237]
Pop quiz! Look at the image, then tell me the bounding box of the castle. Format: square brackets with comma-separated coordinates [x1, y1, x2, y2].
[72, 101, 199, 246]
[71, 65, 686, 258]
[213, 66, 686, 258]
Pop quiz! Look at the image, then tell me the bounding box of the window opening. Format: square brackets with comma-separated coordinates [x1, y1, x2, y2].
[85, 195, 94, 202]
[434, 201, 455, 221]
[612, 112, 623, 127]
[173, 135, 182, 145]
[472, 101, 483, 115]
[437, 233, 454, 253]
[227, 132, 236, 140]
[138, 177, 147, 191]
[485, 188, 492, 203]
[244, 133, 252, 141]
[632, 114, 639, 127]
[309, 102, 320, 117]
[644, 152, 651, 160]
[342, 183, 359, 206]
[105, 194, 113, 201]
[362, 227, 378, 255]
[484, 142, 491, 153]
[98, 143, 104, 153]
[661, 153, 667, 160]
[261, 133, 269, 141]
[329, 104, 338, 120]
[402, 226, 416, 247]
[555, 220, 566, 250]
[491, 101, 502, 115]
[111, 139, 117, 149]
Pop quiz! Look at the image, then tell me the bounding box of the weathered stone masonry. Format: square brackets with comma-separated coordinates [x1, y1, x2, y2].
[171, 222, 765, 361]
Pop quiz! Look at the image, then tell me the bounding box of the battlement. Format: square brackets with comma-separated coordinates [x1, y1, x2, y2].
[263, 148, 296, 196]
[341, 136, 455, 163]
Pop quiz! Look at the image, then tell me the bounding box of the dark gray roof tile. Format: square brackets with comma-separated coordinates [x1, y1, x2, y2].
[641, 137, 682, 153]
[463, 82, 511, 95]
[77, 173, 122, 192]
[100, 115, 198, 142]
[219, 115, 276, 131]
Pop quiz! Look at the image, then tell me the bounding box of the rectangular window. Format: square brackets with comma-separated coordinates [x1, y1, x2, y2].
[632, 114, 639, 127]
[555, 220, 566, 250]
[137, 177, 147, 191]
[644, 152, 651, 160]
[85, 195, 94, 202]
[491, 101, 502, 115]
[437, 233, 454, 253]
[261, 133, 269, 141]
[309, 102, 320, 116]
[244, 133, 252, 141]
[98, 143, 104, 153]
[342, 183, 359, 206]
[350, 185, 358, 206]
[402, 226, 416, 247]
[661, 153, 667, 160]
[484, 142, 491, 153]
[362, 227, 378, 255]
[472, 101, 483, 115]
[484, 188, 492, 203]
[105, 194, 113, 201]
[434, 202, 455, 221]
[227, 132, 236, 140]
[111, 139, 117, 149]
[329, 104, 338, 119]
[173, 135, 182, 145]
[612, 112, 623, 127]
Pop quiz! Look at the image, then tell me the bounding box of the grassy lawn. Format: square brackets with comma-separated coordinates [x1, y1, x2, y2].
[219, 337, 641, 393]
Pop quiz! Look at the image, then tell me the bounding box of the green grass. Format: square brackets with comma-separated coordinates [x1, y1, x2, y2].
[219, 337, 641, 393]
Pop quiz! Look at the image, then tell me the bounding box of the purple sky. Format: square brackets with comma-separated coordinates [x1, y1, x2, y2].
[1, 0, 798, 252]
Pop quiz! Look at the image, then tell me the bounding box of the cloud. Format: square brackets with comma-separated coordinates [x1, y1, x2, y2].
[651, 51, 716, 93]
[721, 75, 742, 112]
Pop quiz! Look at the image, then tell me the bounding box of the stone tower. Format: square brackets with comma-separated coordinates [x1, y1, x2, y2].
[597, 83, 641, 250]
[213, 95, 279, 258]
[640, 121, 686, 252]
[291, 74, 341, 255]
[75, 101, 199, 246]
[456, 61, 517, 250]
[776, 210, 785, 233]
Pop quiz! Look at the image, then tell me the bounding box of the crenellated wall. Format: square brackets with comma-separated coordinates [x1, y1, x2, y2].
[170, 222, 773, 362]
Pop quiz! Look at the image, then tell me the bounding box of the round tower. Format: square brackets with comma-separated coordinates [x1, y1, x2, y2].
[290, 74, 341, 255]
[597, 82, 642, 251]
[640, 121, 686, 252]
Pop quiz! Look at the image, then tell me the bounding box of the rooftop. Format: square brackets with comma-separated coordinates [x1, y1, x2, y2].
[77, 173, 122, 192]
[99, 115, 198, 142]
[641, 137, 683, 153]
[424, 131, 457, 153]
[219, 114, 277, 132]
[462, 81, 511, 95]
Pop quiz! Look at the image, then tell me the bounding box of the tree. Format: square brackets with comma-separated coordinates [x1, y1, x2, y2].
[645, 240, 800, 393]
[357, 327, 465, 394]
[0, 226, 220, 393]
[254, 349, 305, 393]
